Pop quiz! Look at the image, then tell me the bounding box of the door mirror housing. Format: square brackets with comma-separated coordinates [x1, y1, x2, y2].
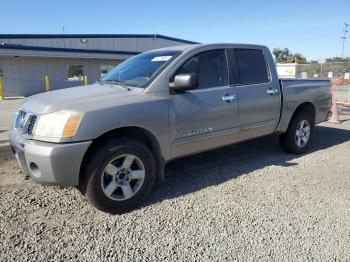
[170, 73, 198, 94]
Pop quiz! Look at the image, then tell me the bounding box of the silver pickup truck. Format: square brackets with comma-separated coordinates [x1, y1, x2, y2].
[9, 44, 332, 213]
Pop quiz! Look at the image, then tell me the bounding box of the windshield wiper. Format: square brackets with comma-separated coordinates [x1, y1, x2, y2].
[97, 79, 131, 91]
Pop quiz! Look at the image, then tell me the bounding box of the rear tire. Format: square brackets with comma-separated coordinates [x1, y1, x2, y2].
[79, 137, 156, 214]
[279, 111, 314, 154]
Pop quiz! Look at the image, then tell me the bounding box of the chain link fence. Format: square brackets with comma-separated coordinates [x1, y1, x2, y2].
[296, 62, 350, 85]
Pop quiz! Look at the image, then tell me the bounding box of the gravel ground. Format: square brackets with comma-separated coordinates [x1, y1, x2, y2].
[1, 122, 350, 261]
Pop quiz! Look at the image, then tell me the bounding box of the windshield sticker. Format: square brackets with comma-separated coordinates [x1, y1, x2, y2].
[151, 56, 173, 62]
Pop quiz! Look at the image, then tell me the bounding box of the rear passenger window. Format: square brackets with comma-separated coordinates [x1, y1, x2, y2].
[235, 49, 269, 85]
[171, 49, 228, 89]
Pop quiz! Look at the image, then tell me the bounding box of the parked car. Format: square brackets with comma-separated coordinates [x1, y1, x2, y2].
[9, 44, 332, 213]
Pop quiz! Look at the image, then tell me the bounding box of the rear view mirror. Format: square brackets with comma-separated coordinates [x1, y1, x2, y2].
[170, 73, 198, 94]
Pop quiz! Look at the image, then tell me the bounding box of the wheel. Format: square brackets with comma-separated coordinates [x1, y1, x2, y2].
[80, 138, 156, 214]
[279, 111, 314, 154]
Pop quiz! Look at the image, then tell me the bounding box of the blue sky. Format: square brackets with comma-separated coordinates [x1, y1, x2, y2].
[1, 0, 349, 61]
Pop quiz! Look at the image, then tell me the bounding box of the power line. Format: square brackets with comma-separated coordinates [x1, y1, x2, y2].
[341, 23, 349, 58]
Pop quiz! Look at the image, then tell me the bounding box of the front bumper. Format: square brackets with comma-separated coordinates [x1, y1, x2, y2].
[9, 128, 92, 186]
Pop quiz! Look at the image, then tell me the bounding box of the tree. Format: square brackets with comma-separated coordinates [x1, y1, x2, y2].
[293, 53, 307, 64]
[273, 48, 290, 63]
[273, 48, 307, 63]
[325, 57, 350, 63]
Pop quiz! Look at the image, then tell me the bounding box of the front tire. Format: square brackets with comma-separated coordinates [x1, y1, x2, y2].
[279, 111, 314, 154]
[80, 138, 156, 214]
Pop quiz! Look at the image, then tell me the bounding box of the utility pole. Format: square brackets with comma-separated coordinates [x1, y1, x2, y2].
[341, 23, 349, 58]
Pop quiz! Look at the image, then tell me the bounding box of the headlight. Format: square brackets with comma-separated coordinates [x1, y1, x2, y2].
[33, 110, 83, 139]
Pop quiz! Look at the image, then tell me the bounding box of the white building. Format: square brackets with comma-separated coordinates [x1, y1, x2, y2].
[276, 63, 297, 79]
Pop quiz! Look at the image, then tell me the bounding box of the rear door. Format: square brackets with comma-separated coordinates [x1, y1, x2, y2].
[227, 48, 281, 141]
[169, 49, 239, 158]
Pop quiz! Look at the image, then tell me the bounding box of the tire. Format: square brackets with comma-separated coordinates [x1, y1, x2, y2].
[79, 137, 156, 214]
[279, 111, 315, 154]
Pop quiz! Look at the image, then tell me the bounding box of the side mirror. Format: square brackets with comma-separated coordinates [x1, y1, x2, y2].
[170, 73, 198, 94]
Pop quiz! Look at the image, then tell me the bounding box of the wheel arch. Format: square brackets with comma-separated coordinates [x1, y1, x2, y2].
[277, 101, 316, 133]
[290, 102, 316, 124]
[79, 126, 164, 186]
[279, 102, 315, 154]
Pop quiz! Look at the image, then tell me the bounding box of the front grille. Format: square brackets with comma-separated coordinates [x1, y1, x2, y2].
[26, 115, 37, 135]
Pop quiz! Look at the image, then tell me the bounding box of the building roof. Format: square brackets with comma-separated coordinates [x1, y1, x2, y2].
[0, 34, 199, 44]
[0, 44, 140, 55]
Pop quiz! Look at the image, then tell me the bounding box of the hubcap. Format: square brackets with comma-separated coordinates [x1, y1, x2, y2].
[101, 154, 145, 201]
[295, 120, 311, 148]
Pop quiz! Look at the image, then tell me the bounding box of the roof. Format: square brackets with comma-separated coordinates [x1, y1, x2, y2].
[151, 43, 268, 52]
[0, 44, 140, 55]
[0, 34, 199, 45]
[150, 44, 197, 52]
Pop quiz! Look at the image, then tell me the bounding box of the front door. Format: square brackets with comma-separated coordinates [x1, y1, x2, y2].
[169, 49, 239, 158]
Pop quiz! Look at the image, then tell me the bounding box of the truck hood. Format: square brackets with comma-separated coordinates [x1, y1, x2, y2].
[21, 84, 144, 114]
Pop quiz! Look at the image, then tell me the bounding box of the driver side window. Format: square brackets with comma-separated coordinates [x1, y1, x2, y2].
[170, 49, 228, 89]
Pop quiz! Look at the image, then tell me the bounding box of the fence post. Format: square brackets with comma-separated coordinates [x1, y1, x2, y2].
[45, 75, 50, 92]
[84, 75, 88, 86]
[0, 75, 4, 100]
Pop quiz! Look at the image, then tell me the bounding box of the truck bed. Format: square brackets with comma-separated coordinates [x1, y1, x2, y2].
[276, 78, 332, 133]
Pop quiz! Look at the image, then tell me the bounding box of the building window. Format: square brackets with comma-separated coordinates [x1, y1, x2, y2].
[100, 65, 115, 77]
[68, 65, 84, 81]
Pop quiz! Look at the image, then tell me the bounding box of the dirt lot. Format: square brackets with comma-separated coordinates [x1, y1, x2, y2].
[1, 122, 350, 261]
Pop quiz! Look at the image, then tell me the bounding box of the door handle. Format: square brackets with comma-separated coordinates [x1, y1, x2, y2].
[267, 88, 279, 95]
[222, 94, 237, 102]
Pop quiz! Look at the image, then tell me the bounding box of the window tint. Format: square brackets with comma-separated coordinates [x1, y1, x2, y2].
[235, 49, 269, 85]
[171, 49, 228, 89]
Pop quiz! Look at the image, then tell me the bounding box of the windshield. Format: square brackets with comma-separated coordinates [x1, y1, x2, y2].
[101, 51, 180, 88]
